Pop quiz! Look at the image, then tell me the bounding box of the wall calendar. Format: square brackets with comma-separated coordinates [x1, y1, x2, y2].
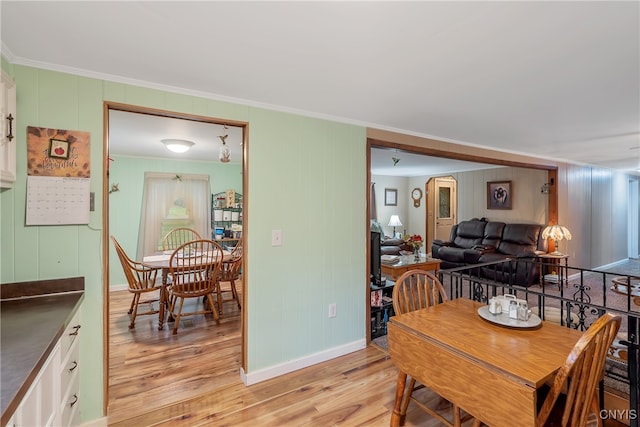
[26, 176, 90, 225]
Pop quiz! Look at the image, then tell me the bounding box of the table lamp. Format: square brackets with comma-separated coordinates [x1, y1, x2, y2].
[388, 215, 402, 238]
[542, 224, 572, 255]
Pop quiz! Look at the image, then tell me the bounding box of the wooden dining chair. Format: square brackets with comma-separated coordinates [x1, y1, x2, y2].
[229, 239, 243, 256]
[111, 236, 163, 329]
[167, 239, 224, 335]
[470, 312, 621, 427]
[161, 227, 202, 251]
[392, 269, 470, 427]
[215, 252, 242, 316]
[537, 312, 621, 427]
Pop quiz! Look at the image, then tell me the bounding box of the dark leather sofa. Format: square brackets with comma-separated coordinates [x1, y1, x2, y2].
[432, 219, 548, 286]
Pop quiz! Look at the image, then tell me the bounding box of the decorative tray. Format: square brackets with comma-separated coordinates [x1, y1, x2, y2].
[477, 306, 542, 329]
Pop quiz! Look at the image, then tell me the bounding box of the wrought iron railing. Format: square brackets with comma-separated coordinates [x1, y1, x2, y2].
[437, 258, 639, 427]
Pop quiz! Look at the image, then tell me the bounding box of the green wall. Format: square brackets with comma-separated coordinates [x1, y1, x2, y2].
[108, 155, 241, 288]
[0, 63, 366, 423]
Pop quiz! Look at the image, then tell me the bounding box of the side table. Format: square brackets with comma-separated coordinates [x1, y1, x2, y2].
[537, 253, 569, 290]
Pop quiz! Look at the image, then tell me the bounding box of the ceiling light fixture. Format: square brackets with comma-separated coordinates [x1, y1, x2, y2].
[161, 139, 194, 153]
[218, 125, 230, 163]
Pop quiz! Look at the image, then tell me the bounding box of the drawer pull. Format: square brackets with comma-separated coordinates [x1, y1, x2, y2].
[69, 394, 78, 407]
[69, 324, 81, 336]
[68, 360, 78, 372]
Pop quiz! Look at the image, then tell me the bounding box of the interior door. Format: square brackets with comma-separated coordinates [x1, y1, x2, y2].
[434, 177, 457, 242]
[425, 176, 457, 254]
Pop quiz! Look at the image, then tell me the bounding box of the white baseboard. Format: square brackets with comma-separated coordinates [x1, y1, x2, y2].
[110, 283, 128, 292]
[240, 339, 366, 386]
[595, 258, 635, 271]
[79, 416, 108, 427]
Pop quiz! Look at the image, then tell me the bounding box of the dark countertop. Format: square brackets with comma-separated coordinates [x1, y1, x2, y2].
[0, 277, 84, 425]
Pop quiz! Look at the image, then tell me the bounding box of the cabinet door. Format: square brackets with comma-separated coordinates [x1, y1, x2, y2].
[0, 70, 16, 188]
[13, 343, 61, 427]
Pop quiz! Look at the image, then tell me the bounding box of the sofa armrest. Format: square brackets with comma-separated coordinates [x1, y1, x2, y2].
[433, 239, 453, 247]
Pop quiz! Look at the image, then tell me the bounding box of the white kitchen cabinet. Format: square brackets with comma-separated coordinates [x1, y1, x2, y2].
[0, 70, 16, 189]
[8, 342, 60, 427]
[6, 309, 81, 427]
[58, 313, 81, 427]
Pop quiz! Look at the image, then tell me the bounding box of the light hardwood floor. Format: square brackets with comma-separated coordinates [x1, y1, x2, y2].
[108, 262, 637, 427]
[108, 286, 458, 426]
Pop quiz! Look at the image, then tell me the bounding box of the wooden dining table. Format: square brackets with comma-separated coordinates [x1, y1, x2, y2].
[142, 250, 231, 330]
[387, 297, 583, 427]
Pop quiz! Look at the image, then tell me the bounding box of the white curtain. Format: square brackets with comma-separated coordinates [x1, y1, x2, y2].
[136, 172, 211, 259]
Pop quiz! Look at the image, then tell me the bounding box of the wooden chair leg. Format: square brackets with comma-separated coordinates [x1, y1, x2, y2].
[231, 278, 241, 309]
[216, 280, 224, 316]
[206, 294, 220, 324]
[172, 297, 185, 335]
[129, 293, 140, 329]
[128, 294, 135, 314]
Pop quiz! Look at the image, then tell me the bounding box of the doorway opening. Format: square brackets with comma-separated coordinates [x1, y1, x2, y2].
[366, 136, 558, 343]
[102, 102, 248, 417]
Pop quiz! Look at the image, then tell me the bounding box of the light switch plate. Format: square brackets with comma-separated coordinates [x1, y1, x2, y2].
[272, 229, 282, 246]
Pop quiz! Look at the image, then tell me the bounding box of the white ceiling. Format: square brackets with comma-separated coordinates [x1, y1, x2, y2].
[2, 1, 639, 175]
[108, 110, 244, 164]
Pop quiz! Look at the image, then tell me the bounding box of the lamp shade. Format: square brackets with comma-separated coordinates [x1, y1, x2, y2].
[161, 139, 194, 153]
[542, 224, 572, 255]
[388, 215, 402, 227]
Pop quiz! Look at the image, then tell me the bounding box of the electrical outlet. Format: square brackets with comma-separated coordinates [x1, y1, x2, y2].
[328, 303, 337, 318]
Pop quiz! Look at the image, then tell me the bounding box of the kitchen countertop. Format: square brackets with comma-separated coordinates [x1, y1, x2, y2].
[0, 277, 84, 425]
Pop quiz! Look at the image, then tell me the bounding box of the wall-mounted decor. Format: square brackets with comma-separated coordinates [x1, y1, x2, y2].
[487, 181, 512, 210]
[27, 126, 91, 178]
[48, 138, 70, 159]
[384, 188, 397, 206]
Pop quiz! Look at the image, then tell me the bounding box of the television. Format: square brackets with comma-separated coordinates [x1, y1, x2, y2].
[370, 231, 382, 286]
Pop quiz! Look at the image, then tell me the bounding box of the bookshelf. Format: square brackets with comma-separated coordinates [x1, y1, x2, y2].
[211, 190, 242, 249]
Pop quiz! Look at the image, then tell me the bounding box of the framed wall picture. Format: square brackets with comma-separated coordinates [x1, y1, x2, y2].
[384, 188, 397, 206]
[48, 138, 71, 160]
[487, 181, 512, 210]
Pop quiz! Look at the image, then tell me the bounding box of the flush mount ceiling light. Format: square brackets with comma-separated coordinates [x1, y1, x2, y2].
[161, 139, 194, 153]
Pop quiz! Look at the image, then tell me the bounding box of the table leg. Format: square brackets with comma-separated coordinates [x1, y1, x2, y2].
[390, 371, 407, 427]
